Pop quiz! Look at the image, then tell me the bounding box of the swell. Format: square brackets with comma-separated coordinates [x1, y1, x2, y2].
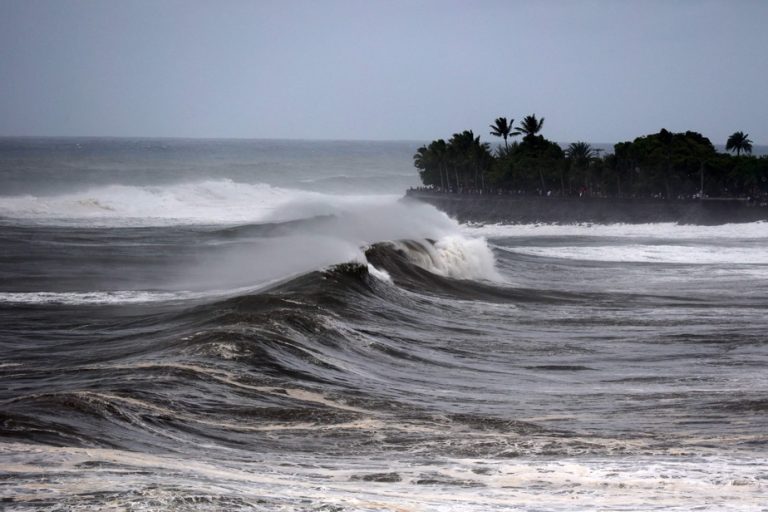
[0, 252, 574, 457]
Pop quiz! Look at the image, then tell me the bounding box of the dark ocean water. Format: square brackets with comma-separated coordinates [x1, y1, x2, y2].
[1, 138, 767, 511]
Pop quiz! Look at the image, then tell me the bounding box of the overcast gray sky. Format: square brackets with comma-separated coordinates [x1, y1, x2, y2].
[1, 0, 766, 144]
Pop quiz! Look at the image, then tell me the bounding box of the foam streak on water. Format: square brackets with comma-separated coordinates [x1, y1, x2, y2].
[2, 443, 765, 511]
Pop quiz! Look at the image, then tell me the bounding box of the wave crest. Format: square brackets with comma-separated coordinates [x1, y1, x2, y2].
[386, 236, 501, 282]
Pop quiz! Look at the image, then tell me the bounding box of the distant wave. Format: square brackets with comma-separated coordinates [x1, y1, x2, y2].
[298, 172, 415, 184]
[0, 179, 400, 227]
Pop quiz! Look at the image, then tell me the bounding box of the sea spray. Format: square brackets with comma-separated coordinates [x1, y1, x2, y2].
[176, 191, 499, 292]
[0, 179, 499, 297]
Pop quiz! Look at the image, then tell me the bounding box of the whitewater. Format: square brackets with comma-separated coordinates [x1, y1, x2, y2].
[1, 138, 766, 511]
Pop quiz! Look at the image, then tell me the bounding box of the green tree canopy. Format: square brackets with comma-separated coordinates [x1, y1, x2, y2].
[614, 129, 717, 197]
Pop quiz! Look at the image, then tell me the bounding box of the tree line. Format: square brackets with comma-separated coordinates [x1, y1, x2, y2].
[413, 115, 767, 200]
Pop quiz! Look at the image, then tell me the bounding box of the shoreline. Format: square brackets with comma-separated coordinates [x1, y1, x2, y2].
[404, 190, 768, 225]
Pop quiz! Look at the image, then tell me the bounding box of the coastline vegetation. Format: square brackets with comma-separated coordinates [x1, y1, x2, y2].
[413, 116, 767, 201]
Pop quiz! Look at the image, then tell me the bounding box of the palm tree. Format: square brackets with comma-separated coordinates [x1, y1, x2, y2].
[448, 130, 492, 191]
[414, 139, 450, 190]
[471, 137, 493, 191]
[516, 114, 545, 139]
[429, 139, 449, 191]
[726, 131, 753, 156]
[565, 142, 595, 195]
[565, 141, 594, 162]
[448, 131, 474, 189]
[490, 117, 515, 150]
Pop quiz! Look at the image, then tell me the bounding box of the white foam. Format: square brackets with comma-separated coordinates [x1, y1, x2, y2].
[0, 278, 293, 305]
[367, 264, 392, 283]
[466, 221, 768, 240]
[1, 442, 765, 511]
[0, 290, 210, 305]
[501, 244, 768, 265]
[394, 235, 502, 282]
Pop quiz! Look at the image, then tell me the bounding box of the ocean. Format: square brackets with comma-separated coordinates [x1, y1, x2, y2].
[1, 138, 766, 511]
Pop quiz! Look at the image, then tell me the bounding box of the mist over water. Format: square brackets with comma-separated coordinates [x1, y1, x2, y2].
[1, 139, 766, 511]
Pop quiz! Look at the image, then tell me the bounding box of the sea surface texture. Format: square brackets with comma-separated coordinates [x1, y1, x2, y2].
[1, 138, 766, 511]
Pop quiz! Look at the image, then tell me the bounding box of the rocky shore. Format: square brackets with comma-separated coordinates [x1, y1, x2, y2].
[405, 190, 768, 225]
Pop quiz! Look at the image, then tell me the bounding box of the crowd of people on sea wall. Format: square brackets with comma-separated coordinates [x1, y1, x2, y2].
[408, 186, 587, 197]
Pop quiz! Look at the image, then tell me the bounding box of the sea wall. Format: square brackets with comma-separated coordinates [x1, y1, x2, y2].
[404, 190, 768, 225]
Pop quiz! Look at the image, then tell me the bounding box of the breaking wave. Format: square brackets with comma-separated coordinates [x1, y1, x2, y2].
[0, 179, 400, 226]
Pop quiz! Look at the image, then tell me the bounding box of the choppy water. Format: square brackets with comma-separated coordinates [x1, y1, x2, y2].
[1, 138, 766, 511]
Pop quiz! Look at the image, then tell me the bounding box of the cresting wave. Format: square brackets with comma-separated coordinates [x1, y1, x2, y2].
[0, 237, 500, 305]
[0, 179, 501, 304]
[383, 237, 501, 281]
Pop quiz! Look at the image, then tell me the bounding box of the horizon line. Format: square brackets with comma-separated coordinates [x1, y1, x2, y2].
[0, 134, 429, 144]
[1, 134, 766, 148]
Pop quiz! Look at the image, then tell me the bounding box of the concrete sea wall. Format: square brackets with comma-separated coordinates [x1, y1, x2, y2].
[405, 191, 768, 225]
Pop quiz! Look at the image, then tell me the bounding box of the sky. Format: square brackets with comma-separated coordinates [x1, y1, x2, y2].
[1, 0, 767, 144]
